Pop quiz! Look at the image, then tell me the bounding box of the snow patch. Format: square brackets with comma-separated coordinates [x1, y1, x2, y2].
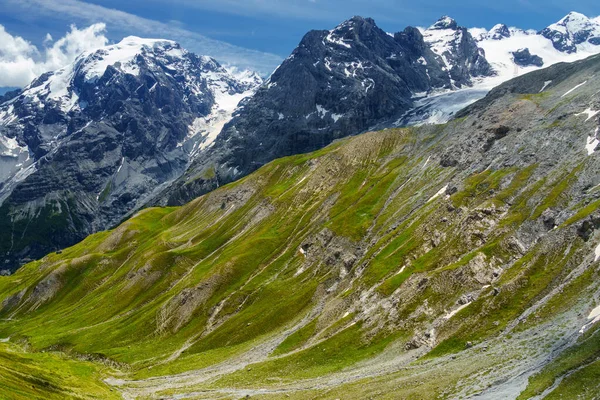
[577, 108, 600, 121]
[586, 128, 599, 155]
[116, 157, 125, 174]
[422, 156, 431, 168]
[562, 81, 587, 98]
[428, 185, 448, 202]
[325, 30, 352, 49]
[444, 301, 472, 320]
[579, 303, 600, 333]
[540, 80, 553, 92]
[315, 104, 342, 122]
[316, 104, 327, 118]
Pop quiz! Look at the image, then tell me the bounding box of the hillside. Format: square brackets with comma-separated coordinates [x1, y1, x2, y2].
[1, 54, 600, 398]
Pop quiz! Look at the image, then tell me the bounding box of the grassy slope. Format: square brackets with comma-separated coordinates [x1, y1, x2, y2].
[0, 342, 118, 400]
[1, 60, 600, 398]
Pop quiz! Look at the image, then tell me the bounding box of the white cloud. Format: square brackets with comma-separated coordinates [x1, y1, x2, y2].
[5, 0, 283, 77]
[0, 23, 108, 87]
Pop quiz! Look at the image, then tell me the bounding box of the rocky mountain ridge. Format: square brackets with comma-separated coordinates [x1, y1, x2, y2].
[0, 37, 260, 271]
[157, 12, 600, 206]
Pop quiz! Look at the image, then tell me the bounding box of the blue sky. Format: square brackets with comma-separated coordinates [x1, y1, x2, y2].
[0, 0, 598, 86]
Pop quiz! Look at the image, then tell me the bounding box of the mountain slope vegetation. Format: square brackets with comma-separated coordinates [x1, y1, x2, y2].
[1, 54, 600, 398]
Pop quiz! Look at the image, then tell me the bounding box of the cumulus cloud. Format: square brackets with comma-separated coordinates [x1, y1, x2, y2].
[4, 0, 283, 77]
[0, 23, 108, 87]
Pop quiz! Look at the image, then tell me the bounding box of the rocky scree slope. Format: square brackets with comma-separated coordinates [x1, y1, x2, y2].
[0, 37, 260, 272]
[1, 54, 600, 398]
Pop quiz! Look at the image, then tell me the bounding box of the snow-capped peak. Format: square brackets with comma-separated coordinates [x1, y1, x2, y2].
[422, 16, 466, 72]
[77, 36, 181, 82]
[546, 11, 600, 39]
[552, 11, 595, 32]
[470, 12, 600, 93]
[0, 35, 263, 187]
[541, 11, 600, 53]
[429, 16, 458, 31]
[487, 24, 511, 40]
[7, 36, 187, 114]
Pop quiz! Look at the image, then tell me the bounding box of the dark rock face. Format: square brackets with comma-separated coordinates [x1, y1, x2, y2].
[512, 48, 544, 67]
[447, 27, 493, 84]
[0, 38, 259, 271]
[0, 89, 21, 104]
[422, 17, 493, 87]
[158, 16, 493, 206]
[540, 29, 577, 54]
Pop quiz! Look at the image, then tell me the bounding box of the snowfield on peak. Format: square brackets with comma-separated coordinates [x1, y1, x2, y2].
[405, 12, 600, 126]
[472, 27, 600, 86]
[184, 71, 259, 154]
[5, 37, 183, 114]
[421, 25, 463, 70]
[470, 12, 600, 84]
[78, 37, 181, 81]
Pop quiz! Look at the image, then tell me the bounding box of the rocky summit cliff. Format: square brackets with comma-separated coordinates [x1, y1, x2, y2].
[155, 15, 495, 206]
[1, 51, 600, 399]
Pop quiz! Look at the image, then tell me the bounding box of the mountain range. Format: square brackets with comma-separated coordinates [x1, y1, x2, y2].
[1, 47, 600, 399]
[1, 12, 600, 272]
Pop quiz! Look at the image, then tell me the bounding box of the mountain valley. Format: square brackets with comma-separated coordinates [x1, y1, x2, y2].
[1, 47, 600, 398]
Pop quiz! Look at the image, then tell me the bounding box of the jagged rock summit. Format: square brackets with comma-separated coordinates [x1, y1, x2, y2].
[159, 15, 495, 206]
[161, 12, 600, 206]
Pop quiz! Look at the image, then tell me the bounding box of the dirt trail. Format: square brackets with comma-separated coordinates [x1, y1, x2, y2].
[109, 298, 327, 399]
[108, 277, 597, 400]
